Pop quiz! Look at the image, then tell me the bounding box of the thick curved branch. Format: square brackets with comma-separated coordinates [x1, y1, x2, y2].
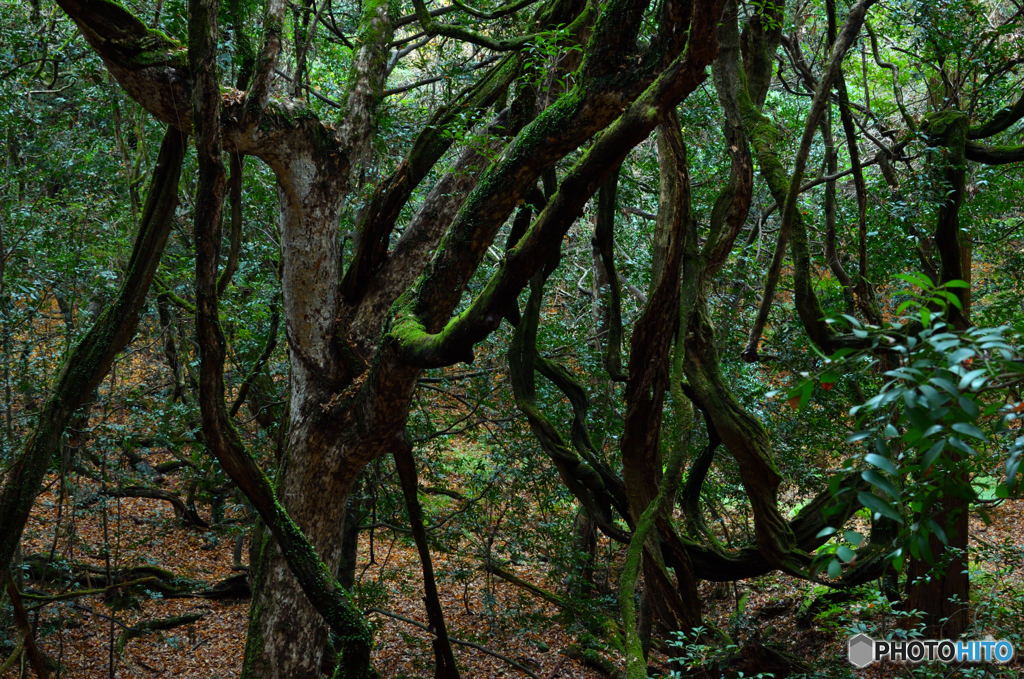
[101, 487, 209, 528]
[968, 92, 1024, 140]
[965, 141, 1024, 165]
[216, 152, 244, 296]
[55, 0, 190, 130]
[242, 0, 286, 125]
[593, 167, 627, 381]
[335, 0, 395, 166]
[0, 126, 184, 581]
[395, 5, 459, 29]
[349, 0, 595, 309]
[534, 356, 629, 516]
[821, 117, 857, 309]
[681, 418, 721, 541]
[619, 115, 705, 633]
[620, 430, 686, 679]
[828, 0, 879, 323]
[924, 111, 971, 326]
[662, 472, 871, 582]
[620, 114, 690, 530]
[411, 0, 588, 51]
[508, 261, 632, 544]
[744, 0, 877, 360]
[776, 0, 876, 350]
[389, 0, 722, 368]
[348, 107, 522, 348]
[702, 0, 755, 284]
[5, 571, 50, 678]
[115, 613, 206, 656]
[450, 0, 544, 19]
[341, 56, 518, 304]
[865, 21, 916, 133]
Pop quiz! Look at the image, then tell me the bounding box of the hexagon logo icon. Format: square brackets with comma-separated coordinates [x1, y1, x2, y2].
[848, 633, 875, 668]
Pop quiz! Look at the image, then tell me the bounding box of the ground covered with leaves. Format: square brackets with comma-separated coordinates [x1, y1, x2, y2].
[5, 458, 1022, 679]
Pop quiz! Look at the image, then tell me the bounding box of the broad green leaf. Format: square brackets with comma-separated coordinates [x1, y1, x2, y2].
[951, 422, 986, 441]
[926, 520, 948, 546]
[947, 436, 976, 456]
[865, 453, 898, 476]
[958, 396, 979, 419]
[929, 376, 958, 396]
[957, 368, 987, 390]
[895, 272, 934, 289]
[847, 430, 873, 444]
[922, 440, 945, 470]
[844, 531, 864, 547]
[858, 492, 903, 523]
[862, 470, 901, 500]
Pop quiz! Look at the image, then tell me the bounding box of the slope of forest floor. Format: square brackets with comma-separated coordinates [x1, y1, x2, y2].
[5, 463, 1023, 679]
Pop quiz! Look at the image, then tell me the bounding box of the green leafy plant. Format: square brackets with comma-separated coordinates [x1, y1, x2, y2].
[806, 276, 1023, 578]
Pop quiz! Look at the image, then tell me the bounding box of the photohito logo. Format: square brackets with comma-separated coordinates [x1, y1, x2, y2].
[847, 634, 1015, 668]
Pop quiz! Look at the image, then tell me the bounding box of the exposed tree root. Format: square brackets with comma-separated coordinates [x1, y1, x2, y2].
[79, 486, 210, 528]
[5, 569, 51, 678]
[20, 554, 250, 602]
[482, 559, 566, 607]
[564, 645, 623, 679]
[115, 612, 206, 655]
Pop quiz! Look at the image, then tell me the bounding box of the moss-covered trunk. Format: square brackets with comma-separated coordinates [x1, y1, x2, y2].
[620, 118, 701, 634]
[925, 111, 971, 326]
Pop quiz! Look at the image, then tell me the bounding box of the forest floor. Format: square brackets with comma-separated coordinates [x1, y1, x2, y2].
[5, 464, 1023, 679]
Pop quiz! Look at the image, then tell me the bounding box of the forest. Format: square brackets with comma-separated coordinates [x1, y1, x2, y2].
[1, 0, 1023, 676]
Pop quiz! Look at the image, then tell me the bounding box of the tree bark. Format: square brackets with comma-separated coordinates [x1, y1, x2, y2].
[742, 0, 878, 360]
[593, 167, 627, 381]
[620, 117, 701, 633]
[5, 569, 50, 679]
[924, 111, 971, 326]
[52, 1, 725, 673]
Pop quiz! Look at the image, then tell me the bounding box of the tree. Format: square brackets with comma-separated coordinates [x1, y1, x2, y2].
[5, 0, 726, 675]
[2, 0, 1023, 674]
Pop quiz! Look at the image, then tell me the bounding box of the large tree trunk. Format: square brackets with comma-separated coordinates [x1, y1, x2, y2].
[904, 506, 969, 638]
[237, 0, 396, 664]
[53, 1, 724, 674]
[904, 110, 971, 639]
[241, 157, 365, 679]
